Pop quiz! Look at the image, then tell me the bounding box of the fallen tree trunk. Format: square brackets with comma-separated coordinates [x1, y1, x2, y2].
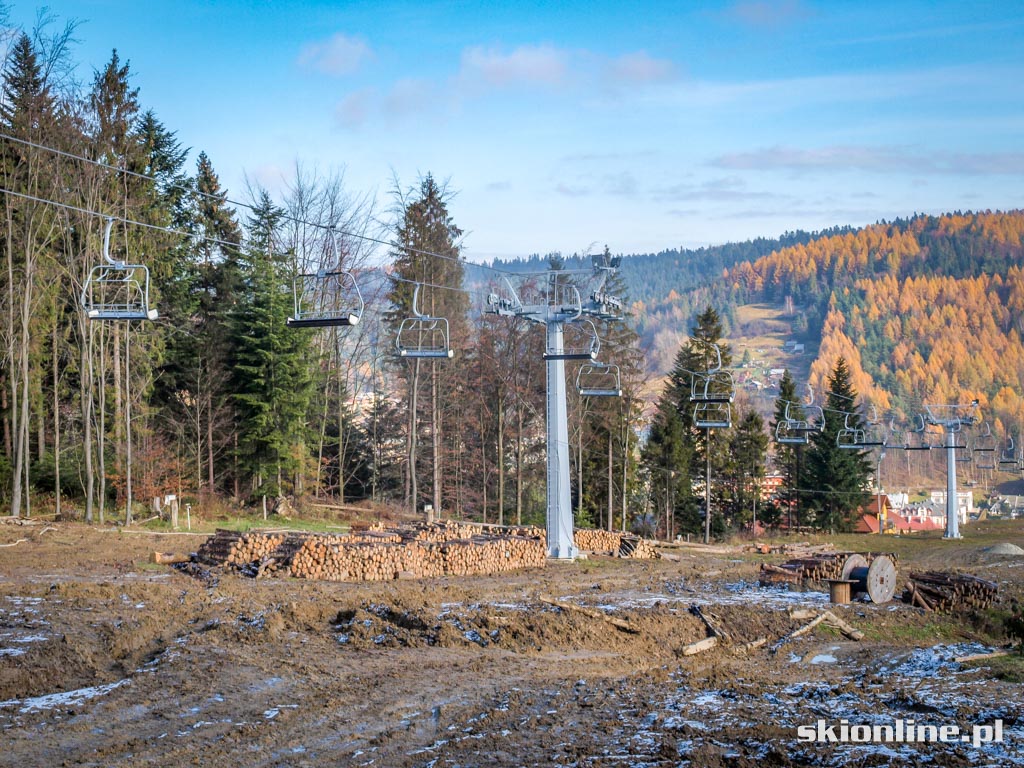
[539, 595, 639, 633]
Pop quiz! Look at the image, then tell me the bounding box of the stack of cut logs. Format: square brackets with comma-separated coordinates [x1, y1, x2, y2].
[904, 571, 998, 612]
[759, 551, 899, 586]
[194, 520, 661, 583]
[196, 524, 546, 582]
[195, 530, 289, 567]
[287, 532, 548, 581]
[574, 528, 625, 554]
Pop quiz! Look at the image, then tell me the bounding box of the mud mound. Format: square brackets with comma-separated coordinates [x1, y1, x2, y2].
[984, 542, 1024, 556]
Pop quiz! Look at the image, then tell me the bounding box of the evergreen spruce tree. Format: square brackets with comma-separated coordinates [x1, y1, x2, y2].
[805, 357, 873, 532]
[230, 192, 311, 509]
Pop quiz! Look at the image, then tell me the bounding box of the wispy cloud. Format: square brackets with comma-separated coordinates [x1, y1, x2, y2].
[298, 32, 372, 76]
[459, 44, 568, 87]
[713, 145, 1024, 175]
[653, 176, 779, 202]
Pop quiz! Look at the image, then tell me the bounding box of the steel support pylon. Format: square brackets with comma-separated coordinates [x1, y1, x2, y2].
[944, 426, 960, 539]
[546, 322, 577, 559]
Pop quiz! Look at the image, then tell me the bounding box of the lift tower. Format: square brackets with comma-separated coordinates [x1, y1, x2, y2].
[922, 401, 979, 540]
[487, 263, 623, 559]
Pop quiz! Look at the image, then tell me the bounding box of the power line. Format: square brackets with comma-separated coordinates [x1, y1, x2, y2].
[0, 129, 518, 276]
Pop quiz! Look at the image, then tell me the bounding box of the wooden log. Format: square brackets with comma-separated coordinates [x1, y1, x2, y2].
[681, 636, 719, 656]
[954, 649, 1012, 663]
[151, 551, 191, 564]
[539, 594, 639, 633]
[821, 611, 864, 641]
[771, 612, 828, 652]
[690, 604, 731, 644]
[909, 583, 934, 612]
[734, 637, 768, 655]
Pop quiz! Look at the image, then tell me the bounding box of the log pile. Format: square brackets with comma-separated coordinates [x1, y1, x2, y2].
[196, 524, 546, 582]
[289, 532, 547, 581]
[195, 529, 289, 567]
[569, 529, 659, 559]
[904, 571, 998, 612]
[758, 551, 899, 586]
[574, 528, 625, 554]
[619, 536, 659, 559]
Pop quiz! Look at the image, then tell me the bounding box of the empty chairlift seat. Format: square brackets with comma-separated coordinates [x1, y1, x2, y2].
[287, 230, 364, 328]
[576, 362, 622, 397]
[395, 283, 454, 359]
[80, 218, 158, 321]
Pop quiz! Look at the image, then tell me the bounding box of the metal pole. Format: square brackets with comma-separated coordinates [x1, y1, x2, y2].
[545, 321, 577, 559]
[945, 426, 960, 539]
[125, 323, 133, 525]
[704, 429, 711, 544]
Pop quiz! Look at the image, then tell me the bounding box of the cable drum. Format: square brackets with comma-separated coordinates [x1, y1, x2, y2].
[842, 554, 897, 604]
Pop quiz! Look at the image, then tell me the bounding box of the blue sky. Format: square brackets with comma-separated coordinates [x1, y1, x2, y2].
[7, 0, 1024, 260]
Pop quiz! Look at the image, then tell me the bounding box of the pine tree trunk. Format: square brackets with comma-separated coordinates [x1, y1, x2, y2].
[98, 324, 107, 524]
[113, 323, 123, 489]
[82, 319, 94, 523]
[206, 394, 214, 492]
[52, 323, 60, 519]
[497, 397, 504, 526]
[407, 358, 420, 512]
[608, 431, 614, 531]
[431, 360, 442, 515]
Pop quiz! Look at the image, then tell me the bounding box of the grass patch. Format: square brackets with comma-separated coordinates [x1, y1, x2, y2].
[858, 618, 966, 644]
[962, 651, 1024, 683]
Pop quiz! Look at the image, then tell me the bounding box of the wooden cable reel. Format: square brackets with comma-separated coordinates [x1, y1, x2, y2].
[841, 553, 896, 603]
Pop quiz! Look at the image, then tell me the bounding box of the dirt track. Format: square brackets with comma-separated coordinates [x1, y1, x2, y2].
[1, 521, 1022, 767]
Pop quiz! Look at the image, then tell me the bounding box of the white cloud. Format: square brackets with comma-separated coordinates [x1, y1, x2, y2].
[298, 33, 372, 76]
[713, 145, 1024, 176]
[459, 44, 568, 87]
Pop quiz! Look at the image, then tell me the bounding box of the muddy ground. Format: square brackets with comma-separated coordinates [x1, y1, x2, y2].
[1, 520, 1022, 767]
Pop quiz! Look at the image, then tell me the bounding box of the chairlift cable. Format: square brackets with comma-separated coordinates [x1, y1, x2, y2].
[0, 130, 521, 277]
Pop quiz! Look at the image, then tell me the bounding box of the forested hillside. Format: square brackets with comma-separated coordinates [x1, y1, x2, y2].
[626, 210, 1024, 433]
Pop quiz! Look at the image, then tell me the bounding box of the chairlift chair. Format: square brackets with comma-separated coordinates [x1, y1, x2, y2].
[902, 414, 936, 451]
[575, 362, 622, 397]
[836, 412, 864, 449]
[80, 218, 158, 321]
[693, 401, 732, 429]
[999, 437, 1019, 470]
[689, 345, 735, 404]
[775, 420, 810, 444]
[774, 401, 824, 444]
[287, 231, 364, 328]
[544, 318, 599, 361]
[395, 283, 454, 359]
